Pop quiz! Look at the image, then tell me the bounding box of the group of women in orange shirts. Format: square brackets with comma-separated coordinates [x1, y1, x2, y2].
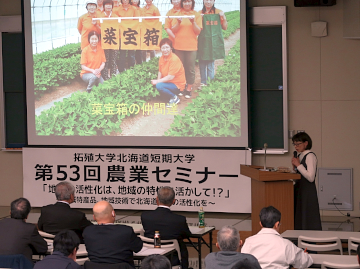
[153, 0, 227, 107]
[78, 0, 161, 92]
[78, 0, 227, 99]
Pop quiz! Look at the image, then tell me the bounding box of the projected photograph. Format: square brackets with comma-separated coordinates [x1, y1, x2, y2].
[28, 0, 240, 135]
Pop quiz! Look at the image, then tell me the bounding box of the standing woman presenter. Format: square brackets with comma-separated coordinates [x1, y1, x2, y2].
[291, 132, 322, 230]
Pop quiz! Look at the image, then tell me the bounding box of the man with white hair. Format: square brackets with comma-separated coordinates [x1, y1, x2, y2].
[205, 225, 261, 269]
[38, 182, 92, 241]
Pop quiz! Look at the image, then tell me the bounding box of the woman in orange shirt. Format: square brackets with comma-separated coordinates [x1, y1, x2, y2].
[171, 0, 202, 98]
[198, 0, 227, 88]
[164, 0, 182, 45]
[97, 0, 104, 13]
[98, 0, 119, 80]
[141, 0, 161, 60]
[80, 31, 106, 93]
[78, 0, 101, 50]
[115, 0, 139, 72]
[132, 0, 140, 8]
[112, 0, 121, 14]
[151, 38, 186, 108]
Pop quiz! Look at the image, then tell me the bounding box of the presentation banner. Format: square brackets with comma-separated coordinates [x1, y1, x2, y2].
[119, 20, 141, 50]
[140, 20, 162, 50]
[23, 148, 251, 213]
[101, 20, 119, 50]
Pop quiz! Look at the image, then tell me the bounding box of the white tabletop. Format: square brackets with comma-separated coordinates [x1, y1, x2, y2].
[71, 244, 175, 258]
[281, 230, 360, 242]
[134, 246, 175, 257]
[310, 254, 359, 266]
[122, 223, 215, 236]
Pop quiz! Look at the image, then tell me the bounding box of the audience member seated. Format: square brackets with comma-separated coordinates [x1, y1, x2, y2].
[241, 206, 313, 269]
[231, 259, 254, 269]
[83, 201, 143, 268]
[141, 186, 191, 269]
[140, 254, 171, 269]
[0, 198, 47, 263]
[34, 230, 81, 269]
[38, 182, 92, 242]
[205, 225, 261, 269]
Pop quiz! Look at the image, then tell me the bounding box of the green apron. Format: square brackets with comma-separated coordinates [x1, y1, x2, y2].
[198, 14, 225, 61]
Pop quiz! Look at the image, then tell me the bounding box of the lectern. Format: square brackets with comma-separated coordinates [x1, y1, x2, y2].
[240, 165, 301, 235]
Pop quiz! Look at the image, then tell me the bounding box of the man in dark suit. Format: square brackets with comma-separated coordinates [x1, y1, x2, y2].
[0, 197, 48, 263]
[141, 186, 191, 269]
[37, 182, 92, 242]
[34, 230, 81, 269]
[83, 201, 143, 268]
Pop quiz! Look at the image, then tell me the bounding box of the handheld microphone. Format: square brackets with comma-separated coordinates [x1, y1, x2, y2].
[293, 151, 298, 172]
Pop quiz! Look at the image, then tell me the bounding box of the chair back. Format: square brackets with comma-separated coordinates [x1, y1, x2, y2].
[348, 237, 360, 255]
[0, 254, 33, 269]
[75, 244, 89, 265]
[298, 236, 343, 255]
[76, 257, 89, 265]
[138, 235, 181, 262]
[38, 230, 55, 240]
[133, 229, 144, 236]
[321, 261, 360, 269]
[84, 261, 133, 269]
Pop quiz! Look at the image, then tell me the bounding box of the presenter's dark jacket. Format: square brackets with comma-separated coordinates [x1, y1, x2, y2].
[37, 202, 92, 241]
[141, 207, 191, 268]
[83, 224, 143, 268]
[294, 152, 322, 230]
[0, 218, 48, 262]
[34, 251, 81, 269]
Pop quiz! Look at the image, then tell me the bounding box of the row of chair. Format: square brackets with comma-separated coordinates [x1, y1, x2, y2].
[38, 230, 181, 269]
[320, 262, 360, 269]
[298, 236, 360, 255]
[299, 236, 360, 269]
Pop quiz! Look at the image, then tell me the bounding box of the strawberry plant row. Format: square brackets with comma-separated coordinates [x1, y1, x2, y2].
[34, 54, 81, 94]
[225, 10, 240, 22]
[34, 43, 81, 64]
[165, 40, 240, 137]
[222, 11, 240, 39]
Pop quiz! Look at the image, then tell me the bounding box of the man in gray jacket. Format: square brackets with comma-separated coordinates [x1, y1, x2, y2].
[205, 225, 261, 269]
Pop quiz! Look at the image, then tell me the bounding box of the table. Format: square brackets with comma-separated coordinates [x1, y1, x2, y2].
[281, 230, 360, 243]
[47, 243, 176, 265]
[310, 254, 359, 267]
[187, 226, 215, 269]
[134, 247, 176, 260]
[123, 223, 215, 269]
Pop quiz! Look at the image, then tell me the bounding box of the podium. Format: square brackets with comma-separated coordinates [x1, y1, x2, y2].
[240, 165, 301, 235]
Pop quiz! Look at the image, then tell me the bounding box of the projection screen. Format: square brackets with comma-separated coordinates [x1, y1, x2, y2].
[23, 0, 247, 147]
